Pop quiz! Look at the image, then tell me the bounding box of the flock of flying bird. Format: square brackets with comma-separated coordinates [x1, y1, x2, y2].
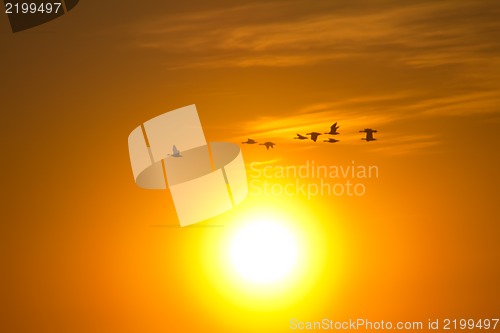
[242, 123, 378, 150]
[168, 123, 378, 157]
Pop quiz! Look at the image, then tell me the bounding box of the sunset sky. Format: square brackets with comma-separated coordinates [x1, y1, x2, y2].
[1, 1, 499, 332]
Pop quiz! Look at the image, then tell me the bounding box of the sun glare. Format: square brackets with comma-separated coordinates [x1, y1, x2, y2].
[229, 218, 299, 285]
[196, 200, 332, 312]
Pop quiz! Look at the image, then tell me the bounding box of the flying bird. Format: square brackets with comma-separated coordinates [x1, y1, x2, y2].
[168, 145, 182, 157]
[306, 132, 322, 142]
[359, 129, 378, 142]
[294, 133, 308, 140]
[324, 122, 340, 135]
[260, 142, 276, 150]
[242, 138, 257, 144]
[324, 138, 340, 143]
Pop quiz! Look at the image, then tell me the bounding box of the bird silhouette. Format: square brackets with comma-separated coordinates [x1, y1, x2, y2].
[359, 129, 378, 142]
[306, 132, 322, 142]
[294, 133, 308, 140]
[324, 138, 340, 143]
[324, 122, 340, 135]
[242, 138, 257, 144]
[168, 145, 182, 157]
[260, 142, 276, 150]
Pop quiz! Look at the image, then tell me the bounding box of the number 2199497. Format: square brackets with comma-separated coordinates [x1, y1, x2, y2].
[5, 2, 62, 14]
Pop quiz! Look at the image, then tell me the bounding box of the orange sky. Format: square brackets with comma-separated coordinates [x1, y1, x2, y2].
[1, 1, 499, 332]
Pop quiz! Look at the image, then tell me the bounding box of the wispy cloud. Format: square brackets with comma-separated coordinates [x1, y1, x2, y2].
[369, 134, 442, 156]
[130, 1, 500, 154]
[410, 91, 500, 116]
[133, 1, 500, 69]
[244, 158, 281, 167]
[226, 89, 494, 154]
[233, 106, 395, 140]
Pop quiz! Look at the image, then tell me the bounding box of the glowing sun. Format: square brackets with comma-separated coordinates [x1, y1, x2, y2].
[228, 219, 299, 285]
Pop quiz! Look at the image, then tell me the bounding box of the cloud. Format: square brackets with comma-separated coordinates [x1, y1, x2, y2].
[226, 93, 407, 144]
[129, 0, 500, 154]
[368, 134, 442, 156]
[405, 91, 500, 117]
[133, 1, 500, 69]
[226, 89, 495, 154]
[245, 159, 281, 167]
[230, 107, 393, 141]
